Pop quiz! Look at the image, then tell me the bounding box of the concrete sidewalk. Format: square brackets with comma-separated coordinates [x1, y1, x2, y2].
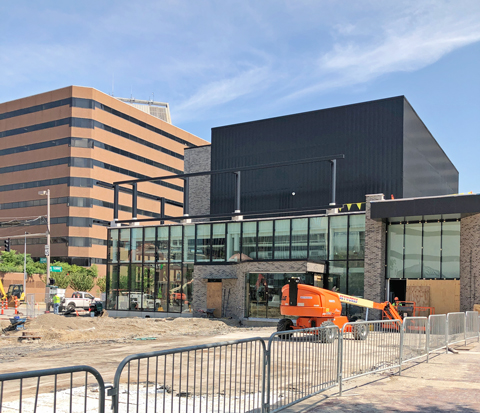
[283, 341, 480, 413]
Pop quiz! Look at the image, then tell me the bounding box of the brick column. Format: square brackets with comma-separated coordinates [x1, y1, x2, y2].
[363, 194, 386, 317]
[460, 213, 480, 312]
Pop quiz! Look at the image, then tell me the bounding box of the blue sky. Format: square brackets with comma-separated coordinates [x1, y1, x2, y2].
[1, 1, 479, 193]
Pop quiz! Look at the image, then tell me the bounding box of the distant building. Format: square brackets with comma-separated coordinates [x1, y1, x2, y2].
[0, 86, 207, 273]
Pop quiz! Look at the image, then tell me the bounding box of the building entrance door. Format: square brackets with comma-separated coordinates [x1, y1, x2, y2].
[207, 280, 222, 318]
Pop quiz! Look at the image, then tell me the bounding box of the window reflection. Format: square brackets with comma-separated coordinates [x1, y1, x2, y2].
[274, 220, 290, 259]
[242, 222, 257, 260]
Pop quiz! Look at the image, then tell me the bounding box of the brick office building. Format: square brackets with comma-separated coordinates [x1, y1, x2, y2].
[0, 86, 207, 273]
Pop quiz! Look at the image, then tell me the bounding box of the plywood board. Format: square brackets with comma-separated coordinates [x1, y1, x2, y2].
[407, 280, 460, 314]
[207, 282, 223, 318]
[473, 304, 480, 313]
[406, 286, 430, 307]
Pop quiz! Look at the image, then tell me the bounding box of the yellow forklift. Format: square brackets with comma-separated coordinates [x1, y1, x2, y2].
[0, 280, 25, 305]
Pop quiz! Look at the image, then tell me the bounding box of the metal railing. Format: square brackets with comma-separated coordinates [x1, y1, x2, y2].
[110, 338, 266, 413]
[339, 320, 401, 396]
[25, 293, 36, 318]
[266, 325, 339, 412]
[1, 311, 479, 413]
[0, 365, 105, 413]
[401, 317, 428, 363]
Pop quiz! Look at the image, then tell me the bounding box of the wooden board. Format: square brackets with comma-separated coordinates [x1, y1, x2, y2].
[406, 286, 430, 307]
[206, 282, 223, 318]
[473, 304, 480, 313]
[406, 280, 460, 314]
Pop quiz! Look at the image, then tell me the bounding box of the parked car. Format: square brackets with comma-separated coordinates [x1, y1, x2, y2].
[62, 291, 99, 311]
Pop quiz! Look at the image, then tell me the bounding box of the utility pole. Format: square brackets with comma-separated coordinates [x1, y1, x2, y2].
[38, 189, 51, 286]
[23, 232, 28, 297]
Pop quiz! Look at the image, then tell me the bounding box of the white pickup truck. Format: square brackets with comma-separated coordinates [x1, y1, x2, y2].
[62, 291, 99, 311]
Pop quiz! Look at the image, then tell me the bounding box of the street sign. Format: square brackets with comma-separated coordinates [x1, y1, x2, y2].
[40, 258, 47, 263]
[50, 266, 62, 272]
[45, 245, 50, 256]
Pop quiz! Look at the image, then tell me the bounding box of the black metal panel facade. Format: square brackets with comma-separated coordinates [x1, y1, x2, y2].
[210, 97, 406, 215]
[402, 99, 458, 198]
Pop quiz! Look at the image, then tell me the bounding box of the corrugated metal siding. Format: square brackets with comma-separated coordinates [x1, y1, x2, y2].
[210, 97, 407, 215]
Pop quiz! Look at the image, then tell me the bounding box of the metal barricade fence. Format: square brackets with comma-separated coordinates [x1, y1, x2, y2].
[428, 314, 447, 353]
[266, 325, 339, 413]
[110, 338, 266, 413]
[465, 311, 479, 341]
[0, 365, 105, 413]
[339, 320, 401, 396]
[447, 312, 466, 346]
[25, 293, 36, 319]
[401, 317, 428, 363]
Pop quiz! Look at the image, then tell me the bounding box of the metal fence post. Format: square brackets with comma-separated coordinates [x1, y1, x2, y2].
[338, 327, 343, 396]
[464, 313, 467, 346]
[264, 347, 270, 413]
[399, 321, 404, 376]
[426, 317, 430, 363]
[445, 316, 449, 354]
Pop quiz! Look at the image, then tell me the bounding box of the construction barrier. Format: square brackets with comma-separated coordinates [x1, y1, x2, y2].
[1, 311, 479, 413]
[266, 325, 339, 412]
[25, 294, 37, 319]
[428, 314, 447, 353]
[0, 365, 105, 413]
[401, 317, 428, 363]
[110, 338, 266, 413]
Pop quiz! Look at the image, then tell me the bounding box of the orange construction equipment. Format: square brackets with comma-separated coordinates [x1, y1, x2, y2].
[278, 278, 403, 340]
[1, 300, 4, 315]
[14, 297, 18, 315]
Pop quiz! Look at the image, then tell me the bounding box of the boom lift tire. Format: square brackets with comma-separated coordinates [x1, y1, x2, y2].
[352, 319, 368, 340]
[319, 321, 336, 343]
[277, 318, 294, 340]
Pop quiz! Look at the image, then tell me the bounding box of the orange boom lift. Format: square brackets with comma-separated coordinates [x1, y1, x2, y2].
[278, 278, 403, 340]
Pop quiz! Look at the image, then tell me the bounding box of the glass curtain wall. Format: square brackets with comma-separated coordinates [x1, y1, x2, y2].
[386, 219, 460, 279]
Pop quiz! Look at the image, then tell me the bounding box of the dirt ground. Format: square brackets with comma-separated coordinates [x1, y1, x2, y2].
[0, 314, 276, 384]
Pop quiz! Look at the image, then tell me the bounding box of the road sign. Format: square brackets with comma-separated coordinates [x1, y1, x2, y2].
[50, 266, 62, 272]
[40, 258, 47, 263]
[45, 245, 50, 256]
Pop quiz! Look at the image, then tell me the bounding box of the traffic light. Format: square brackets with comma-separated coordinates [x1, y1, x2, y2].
[4, 238, 10, 252]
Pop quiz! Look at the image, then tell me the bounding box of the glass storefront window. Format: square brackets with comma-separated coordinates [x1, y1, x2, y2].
[442, 221, 460, 279]
[131, 228, 143, 263]
[227, 222, 241, 261]
[183, 264, 194, 313]
[119, 228, 131, 263]
[423, 222, 441, 278]
[117, 265, 130, 310]
[196, 224, 211, 262]
[106, 265, 118, 309]
[170, 226, 182, 262]
[274, 220, 290, 259]
[169, 263, 183, 313]
[142, 264, 156, 311]
[156, 227, 169, 263]
[211, 224, 226, 262]
[404, 223, 422, 278]
[156, 263, 168, 311]
[109, 229, 118, 263]
[387, 224, 404, 278]
[329, 215, 348, 260]
[291, 218, 308, 259]
[257, 221, 273, 260]
[328, 261, 346, 293]
[144, 227, 155, 265]
[242, 222, 257, 260]
[348, 261, 364, 297]
[183, 225, 195, 262]
[309, 216, 327, 260]
[348, 215, 365, 260]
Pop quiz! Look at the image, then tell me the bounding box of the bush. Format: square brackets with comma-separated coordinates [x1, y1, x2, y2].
[96, 276, 106, 293]
[69, 271, 95, 292]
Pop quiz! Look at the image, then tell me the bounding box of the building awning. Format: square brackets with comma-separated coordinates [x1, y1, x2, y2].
[202, 274, 238, 280]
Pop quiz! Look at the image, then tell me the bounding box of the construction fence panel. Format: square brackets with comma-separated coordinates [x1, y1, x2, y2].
[0, 365, 105, 413]
[339, 319, 401, 395]
[266, 325, 339, 413]
[401, 317, 428, 363]
[428, 314, 447, 352]
[465, 311, 479, 341]
[25, 293, 36, 318]
[110, 338, 266, 413]
[447, 312, 466, 346]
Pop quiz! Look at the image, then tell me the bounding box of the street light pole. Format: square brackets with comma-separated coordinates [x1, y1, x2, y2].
[38, 189, 51, 286]
[23, 231, 28, 297]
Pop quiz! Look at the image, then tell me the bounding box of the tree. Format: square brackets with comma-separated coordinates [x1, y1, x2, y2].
[96, 276, 106, 293]
[69, 271, 95, 292]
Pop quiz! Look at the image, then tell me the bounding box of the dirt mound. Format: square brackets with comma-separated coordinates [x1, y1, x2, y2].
[22, 314, 236, 344]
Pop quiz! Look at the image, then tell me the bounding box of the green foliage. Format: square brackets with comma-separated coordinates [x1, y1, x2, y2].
[0, 250, 46, 276]
[69, 271, 95, 292]
[96, 276, 106, 293]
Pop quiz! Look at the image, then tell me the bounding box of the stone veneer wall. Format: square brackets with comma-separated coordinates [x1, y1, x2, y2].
[460, 213, 480, 312]
[184, 146, 211, 220]
[363, 194, 386, 318]
[193, 261, 307, 319]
